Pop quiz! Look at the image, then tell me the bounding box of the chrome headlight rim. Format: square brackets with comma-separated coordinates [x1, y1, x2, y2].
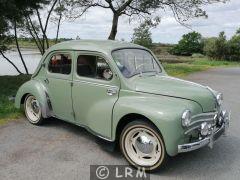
[181, 110, 192, 127]
[216, 93, 223, 106]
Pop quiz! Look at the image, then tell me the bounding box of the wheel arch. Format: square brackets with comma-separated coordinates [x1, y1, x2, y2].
[15, 80, 53, 118]
[115, 113, 163, 142]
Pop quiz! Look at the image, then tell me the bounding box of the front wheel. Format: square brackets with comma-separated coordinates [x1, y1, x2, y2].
[120, 120, 167, 171]
[24, 95, 44, 125]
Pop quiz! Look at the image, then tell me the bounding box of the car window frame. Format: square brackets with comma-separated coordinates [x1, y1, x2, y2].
[75, 52, 115, 82]
[47, 51, 73, 76]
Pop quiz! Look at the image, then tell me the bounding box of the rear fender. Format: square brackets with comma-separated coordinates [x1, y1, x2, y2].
[15, 79, 52, 118]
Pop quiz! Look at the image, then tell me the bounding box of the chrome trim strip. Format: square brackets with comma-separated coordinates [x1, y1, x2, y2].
[184, 125, 201, 135]
[189, 118, 215, 127]
[192, 112, 217, 119]
[73, 79, 118, 88]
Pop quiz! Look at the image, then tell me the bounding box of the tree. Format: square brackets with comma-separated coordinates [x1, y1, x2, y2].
[215, 31, 228, 59]
[0, 19, 23, 74]
[132, 18, 160, 48]
[228, 29, 240, 61]
[0, 0, 48, 74]
[203, 37, 218, 59]
[203, 31, 228, 60]
[71, 0, 226, 40]
[170, 31, 204, 56]
[23, 0, 59, 55]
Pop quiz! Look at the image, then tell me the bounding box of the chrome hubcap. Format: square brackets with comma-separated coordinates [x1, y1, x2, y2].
[25, 96, 41, 122]
[135, 135, 154, 154]
[124, 127, 162, 167]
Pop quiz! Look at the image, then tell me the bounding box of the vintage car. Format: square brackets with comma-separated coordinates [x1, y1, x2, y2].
[15, 40, 230, 171]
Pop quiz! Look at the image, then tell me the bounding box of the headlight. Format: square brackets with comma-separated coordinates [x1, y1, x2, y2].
[181, 110, 191, 127]
[216, 93, 223, 106]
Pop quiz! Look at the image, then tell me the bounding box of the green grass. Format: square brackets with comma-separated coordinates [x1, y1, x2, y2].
[0, 75, 31, 125]
[163, 63, 207, 77]
[163, 58, 240, 77]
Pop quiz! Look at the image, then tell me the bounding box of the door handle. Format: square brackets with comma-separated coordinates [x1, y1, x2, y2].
[107, 88, 118, 96]
[44, 78, 49, 84]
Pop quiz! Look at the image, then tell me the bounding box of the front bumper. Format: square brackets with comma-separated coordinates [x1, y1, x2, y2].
[178, 110, 230, 153]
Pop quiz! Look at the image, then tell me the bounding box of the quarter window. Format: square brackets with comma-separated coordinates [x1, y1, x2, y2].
[48, 54, 72, 74]
[77, 55, 112, 81]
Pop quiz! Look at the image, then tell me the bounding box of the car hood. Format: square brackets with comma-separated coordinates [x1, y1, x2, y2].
[131, 75, 216, 112]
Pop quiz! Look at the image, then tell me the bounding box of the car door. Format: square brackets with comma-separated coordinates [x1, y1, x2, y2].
[44, 51, 74, 122]
[72, 51, 120, 139]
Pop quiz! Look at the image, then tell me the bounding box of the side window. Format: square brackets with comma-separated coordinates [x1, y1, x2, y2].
[77, 55, 113, 81]
[48, 53, 72, 75]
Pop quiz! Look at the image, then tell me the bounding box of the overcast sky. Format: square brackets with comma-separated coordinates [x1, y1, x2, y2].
[47, 0, 240, 44]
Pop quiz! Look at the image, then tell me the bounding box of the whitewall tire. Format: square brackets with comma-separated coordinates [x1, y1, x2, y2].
[120, 120, 167, 171]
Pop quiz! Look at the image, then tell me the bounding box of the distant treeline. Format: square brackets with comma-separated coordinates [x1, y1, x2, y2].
[170, 28, 240, 61]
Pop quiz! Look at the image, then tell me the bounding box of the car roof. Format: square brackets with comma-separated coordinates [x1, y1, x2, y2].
[48, 40, 145, 54]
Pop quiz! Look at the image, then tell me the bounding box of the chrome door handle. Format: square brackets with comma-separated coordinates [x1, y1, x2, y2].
[44, 78, 49, 84]
[107, 88, 118, 96]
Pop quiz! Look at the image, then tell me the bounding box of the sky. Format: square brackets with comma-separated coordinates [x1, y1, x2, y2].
[47, 0, 240, 44]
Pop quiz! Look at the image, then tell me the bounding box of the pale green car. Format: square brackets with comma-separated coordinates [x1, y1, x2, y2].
[15, 40, 230, 171]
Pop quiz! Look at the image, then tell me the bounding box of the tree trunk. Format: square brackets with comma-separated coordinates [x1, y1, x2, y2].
[14, 21, 29, 74]
[0, 50, 23, 74]
[55, 13, 62, 43]
[108, 13, 119, 40]
[26, 16, 44, 54]
[44, 0, 58, 48]
[25, 18, 44, 55]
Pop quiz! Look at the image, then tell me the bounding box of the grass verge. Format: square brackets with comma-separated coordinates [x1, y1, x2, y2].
[0, 75, 31, 125]
[163, 58, 240, 77]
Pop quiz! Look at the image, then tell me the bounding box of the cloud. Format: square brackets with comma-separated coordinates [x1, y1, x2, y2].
[47, 0, 240, 44]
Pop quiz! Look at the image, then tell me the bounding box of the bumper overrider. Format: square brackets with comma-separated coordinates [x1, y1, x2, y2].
[178, 110, 230, 153]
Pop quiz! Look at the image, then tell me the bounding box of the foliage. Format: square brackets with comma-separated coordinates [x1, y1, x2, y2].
[203, 29, 240, 61]
[228, 30, 240, 61]
[132, 18, 160, 48]
[203, 37, 218, 58]
[71, 0, 226, 40]
[0, 0, 48, 74]
[170, 32, 204, 56]
[0, 75, 31, 123]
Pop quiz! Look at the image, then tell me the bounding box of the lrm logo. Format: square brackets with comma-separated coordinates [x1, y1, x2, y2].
[90, 165, 150, 180]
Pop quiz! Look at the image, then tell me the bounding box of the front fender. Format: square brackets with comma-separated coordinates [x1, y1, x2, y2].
[112, 90, 203, 156]
[15, 79, 51, 118]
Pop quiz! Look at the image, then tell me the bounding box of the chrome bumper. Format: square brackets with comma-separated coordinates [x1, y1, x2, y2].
[178, 110, 230, 153]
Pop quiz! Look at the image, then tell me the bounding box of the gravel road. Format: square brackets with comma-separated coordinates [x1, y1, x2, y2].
[0, 67, 239, 180]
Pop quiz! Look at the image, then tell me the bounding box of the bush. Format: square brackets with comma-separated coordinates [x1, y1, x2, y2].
[203, 30, 240, 61]
[170, 31, 204, 56]
[228, 34, 240, 61]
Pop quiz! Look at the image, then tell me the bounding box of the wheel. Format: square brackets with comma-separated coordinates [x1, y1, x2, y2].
[24, 95, 44, 125]
[120, 120, 167, 171]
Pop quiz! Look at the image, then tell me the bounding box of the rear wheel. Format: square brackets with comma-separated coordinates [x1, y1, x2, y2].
[120, 120, 167, 171]
[24, 95, 44, 125]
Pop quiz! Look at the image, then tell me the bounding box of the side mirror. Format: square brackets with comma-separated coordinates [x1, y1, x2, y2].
[103, 69, 113, 80]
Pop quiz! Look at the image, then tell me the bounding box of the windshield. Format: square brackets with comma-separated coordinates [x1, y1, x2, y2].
[112, 48, 161, 78]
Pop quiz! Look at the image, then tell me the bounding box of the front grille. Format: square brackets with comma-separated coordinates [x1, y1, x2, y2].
[184, 112, 218, 135]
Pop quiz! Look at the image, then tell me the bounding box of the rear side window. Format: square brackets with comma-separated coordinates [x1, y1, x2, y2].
[48, 54, 72, 75]
[77, 55, 112, 81]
